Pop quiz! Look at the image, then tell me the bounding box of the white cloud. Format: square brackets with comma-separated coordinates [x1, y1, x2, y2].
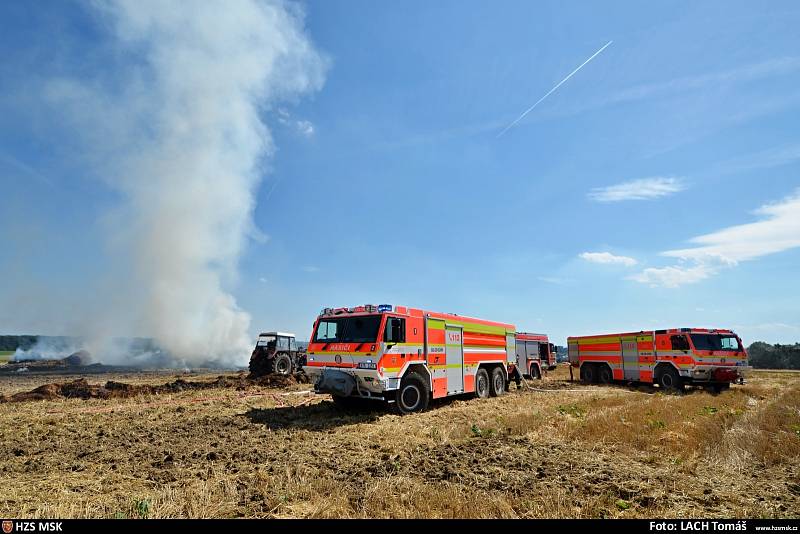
[276, 108, 315, 137]
[588, 177, 685, 202]
[715, 143, 800, 175]
[301, 265, 320, 273]
[605, 57, 800, 107]
[579, 251, 638, 267]
[537, 276, 573, 285]
[295, 120, 314, 137]
[627, 264, 715, 288]
[664, 189, 800, 265]
[630, 188, 800, 288]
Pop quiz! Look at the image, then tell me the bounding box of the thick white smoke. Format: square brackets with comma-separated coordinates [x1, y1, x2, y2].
[45, 0, 326, 365]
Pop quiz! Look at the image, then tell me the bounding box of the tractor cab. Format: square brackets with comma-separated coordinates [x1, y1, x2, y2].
[255, 332, 297, 353]
[249, 331, 304, 377]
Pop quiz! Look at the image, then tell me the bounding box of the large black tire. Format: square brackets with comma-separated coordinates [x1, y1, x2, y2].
[529, 363, 541, 380]
[598, 365, 613, 384]
[393, 372, 430, 415]
[248, 349, 272, 378]
[580, 363, 596, 384]
[657, 365, 683, 392]
[489, 367, 506, 397]
[474, 368, 490, 398]
[269, 352, 293, 376]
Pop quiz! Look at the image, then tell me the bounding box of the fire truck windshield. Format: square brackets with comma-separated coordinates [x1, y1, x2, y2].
[314, 315, 382, 343]
[690, 334, 741, 352]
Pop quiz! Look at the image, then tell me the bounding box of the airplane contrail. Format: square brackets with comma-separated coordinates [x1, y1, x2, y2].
[497, 40, 613, 137]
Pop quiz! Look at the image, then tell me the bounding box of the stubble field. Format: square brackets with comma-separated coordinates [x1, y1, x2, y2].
[1, 366, 798, 518]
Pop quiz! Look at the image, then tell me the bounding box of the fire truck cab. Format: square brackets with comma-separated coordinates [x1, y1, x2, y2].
[303, 304, 518, 414]
[568, 328, 748, 392]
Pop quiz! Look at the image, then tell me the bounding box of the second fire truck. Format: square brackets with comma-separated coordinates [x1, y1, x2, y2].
[568, 328, 748, 392]
[515, 332, 557, 379]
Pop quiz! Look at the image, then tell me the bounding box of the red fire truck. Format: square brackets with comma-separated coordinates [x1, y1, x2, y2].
[514, 332, 557, 379]
[303, 304, 536, 414]
[568, 328, 748, 392]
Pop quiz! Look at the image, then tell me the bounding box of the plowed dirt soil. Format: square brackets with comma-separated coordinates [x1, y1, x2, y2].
[0, 367, 798, 518]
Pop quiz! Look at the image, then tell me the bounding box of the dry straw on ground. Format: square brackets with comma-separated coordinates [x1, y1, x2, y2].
[0, 367, 798, 518]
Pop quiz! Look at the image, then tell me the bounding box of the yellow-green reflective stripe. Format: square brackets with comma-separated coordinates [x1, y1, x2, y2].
[427, 319, 445, 330]
[576, 336, 623, 345]
[436, 319, 509, 336]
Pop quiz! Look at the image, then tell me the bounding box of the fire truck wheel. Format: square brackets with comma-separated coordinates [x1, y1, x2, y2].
[474, 368, 490, 399]
[394, 372, 430, 414]
[529, 364, 541, 380]
[598, 365, 613, 384]
[269, 353, 293, 376]
[489, 367, 506, 397]
[657, 366, 683, 392]
[580, 364, 596, 384]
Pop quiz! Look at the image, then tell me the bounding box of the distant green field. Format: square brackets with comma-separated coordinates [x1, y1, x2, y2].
[0, 351, 13, 365]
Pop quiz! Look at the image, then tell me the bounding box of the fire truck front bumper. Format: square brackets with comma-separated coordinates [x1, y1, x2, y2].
[681, 365, 749, 383]
[303, 366, 398, 398]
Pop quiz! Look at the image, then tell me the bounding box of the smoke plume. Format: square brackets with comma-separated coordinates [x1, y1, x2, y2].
[38, 0, 326, 366]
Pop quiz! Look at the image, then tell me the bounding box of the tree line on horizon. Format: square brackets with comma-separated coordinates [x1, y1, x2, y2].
[1, 335, 797, 369]
[746, 342, 800, 370]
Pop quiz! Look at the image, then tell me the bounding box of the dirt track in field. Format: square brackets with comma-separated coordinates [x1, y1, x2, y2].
[0, 367, 798, 518]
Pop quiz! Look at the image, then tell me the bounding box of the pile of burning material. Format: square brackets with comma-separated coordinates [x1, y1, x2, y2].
[61, 350, 92, 366]
[7, 350, 94, 369]
[0, 373, 311, 403]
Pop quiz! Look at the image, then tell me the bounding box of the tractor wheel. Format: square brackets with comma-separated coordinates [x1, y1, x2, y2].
[580, 363, 596, 384]
[393, 372, 430, 415]
[474, 368, 490, 399]
[269, 352, 293, 376]
[598, 365, 613, 384]
[658, 366, 683, 392]
[489, 367, 506, 397]
[248, 349, 271, 378]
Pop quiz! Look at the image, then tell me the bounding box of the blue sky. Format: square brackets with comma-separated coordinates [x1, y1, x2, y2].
[2, 0, 800, 350]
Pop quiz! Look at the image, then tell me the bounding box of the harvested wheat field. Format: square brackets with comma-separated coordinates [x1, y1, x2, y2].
[0, 367, 798, 519]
